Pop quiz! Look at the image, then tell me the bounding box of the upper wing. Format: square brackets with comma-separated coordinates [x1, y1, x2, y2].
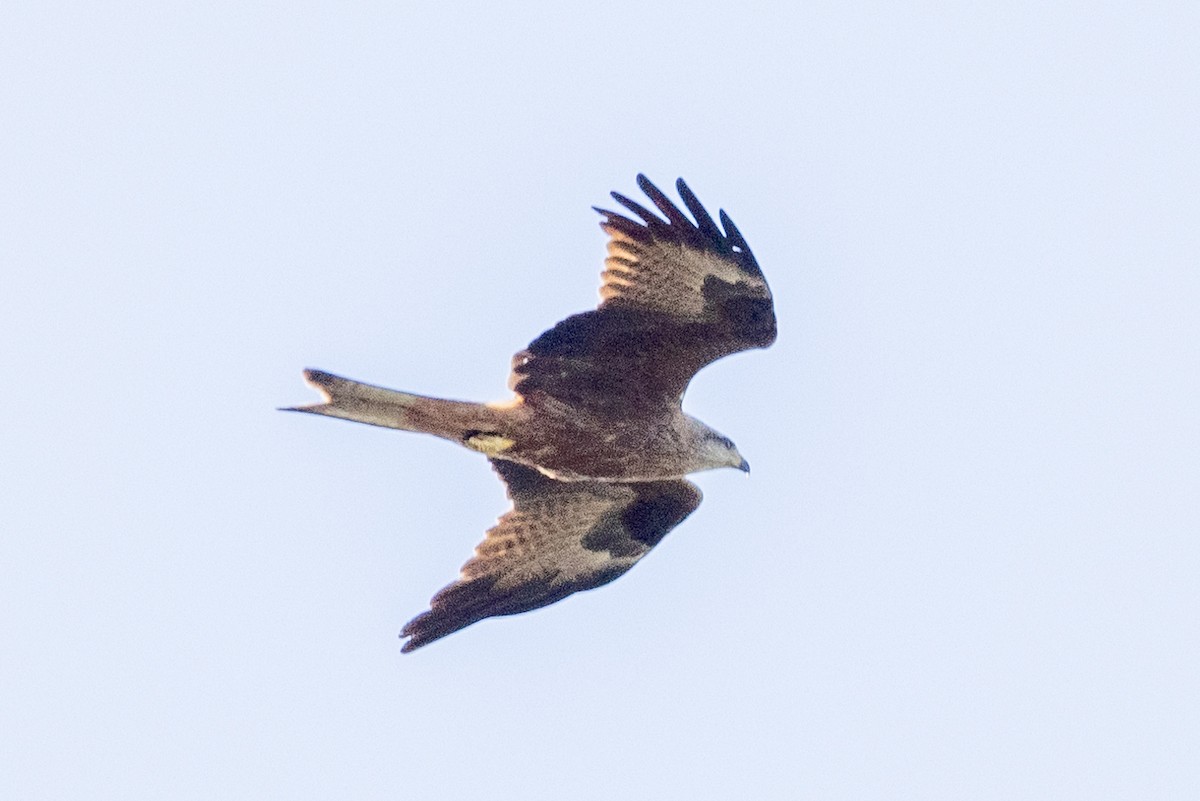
[400, 459, 702, 653]
[509, 175, 776, 415]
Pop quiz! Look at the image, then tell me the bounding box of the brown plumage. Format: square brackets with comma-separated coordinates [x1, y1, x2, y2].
[284, 175, 776, 651]
[399, 460, 701, 653]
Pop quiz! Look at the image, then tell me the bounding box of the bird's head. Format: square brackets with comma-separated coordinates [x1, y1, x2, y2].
[695, 425, 750, 474]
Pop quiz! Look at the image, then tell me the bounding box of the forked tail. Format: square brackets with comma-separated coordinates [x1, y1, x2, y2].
[281, 369, 508, 443]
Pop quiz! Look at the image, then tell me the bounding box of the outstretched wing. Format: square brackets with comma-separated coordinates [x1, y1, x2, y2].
[509, 175, 776, 415]
[400, 460, 701, 652]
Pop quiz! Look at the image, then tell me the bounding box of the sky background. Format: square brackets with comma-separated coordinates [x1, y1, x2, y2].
[3, 2, 1198, 799]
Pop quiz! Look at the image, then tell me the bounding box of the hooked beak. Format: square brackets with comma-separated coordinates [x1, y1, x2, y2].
[737, 457, 751, 474]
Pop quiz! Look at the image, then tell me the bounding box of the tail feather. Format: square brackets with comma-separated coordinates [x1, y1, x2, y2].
[281, 369, 508, 443]
[279, 369, 420, 430]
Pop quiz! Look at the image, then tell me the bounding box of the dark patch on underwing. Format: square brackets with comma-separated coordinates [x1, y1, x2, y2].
[702, 276, 777, 346]
[581, 518, 643, 558]
[623, 484, 700, 548]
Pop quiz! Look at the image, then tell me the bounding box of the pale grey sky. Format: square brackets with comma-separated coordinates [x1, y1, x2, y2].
[3, 2, 1198, 799]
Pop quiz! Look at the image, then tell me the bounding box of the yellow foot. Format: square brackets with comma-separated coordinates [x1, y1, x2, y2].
[465, 432, 516, 455]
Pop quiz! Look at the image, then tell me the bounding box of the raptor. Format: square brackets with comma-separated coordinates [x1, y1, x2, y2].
[285, 175, 776, 651]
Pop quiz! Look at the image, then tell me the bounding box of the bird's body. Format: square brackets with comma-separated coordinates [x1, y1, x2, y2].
[300, 369, 742, 481]
[285, 175, 776, 651]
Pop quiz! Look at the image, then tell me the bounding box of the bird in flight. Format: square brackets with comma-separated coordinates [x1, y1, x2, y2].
[284, 175, 776, 652]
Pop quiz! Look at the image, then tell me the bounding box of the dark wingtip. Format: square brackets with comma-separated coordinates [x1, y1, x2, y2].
[675, 178, 720, 236]
[718, 209, 763, 277]
[598, 174, 764, 280]
[718, 209, 739, 238]
[610, 190, 662, 226]
[399, 617, 433, 653]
